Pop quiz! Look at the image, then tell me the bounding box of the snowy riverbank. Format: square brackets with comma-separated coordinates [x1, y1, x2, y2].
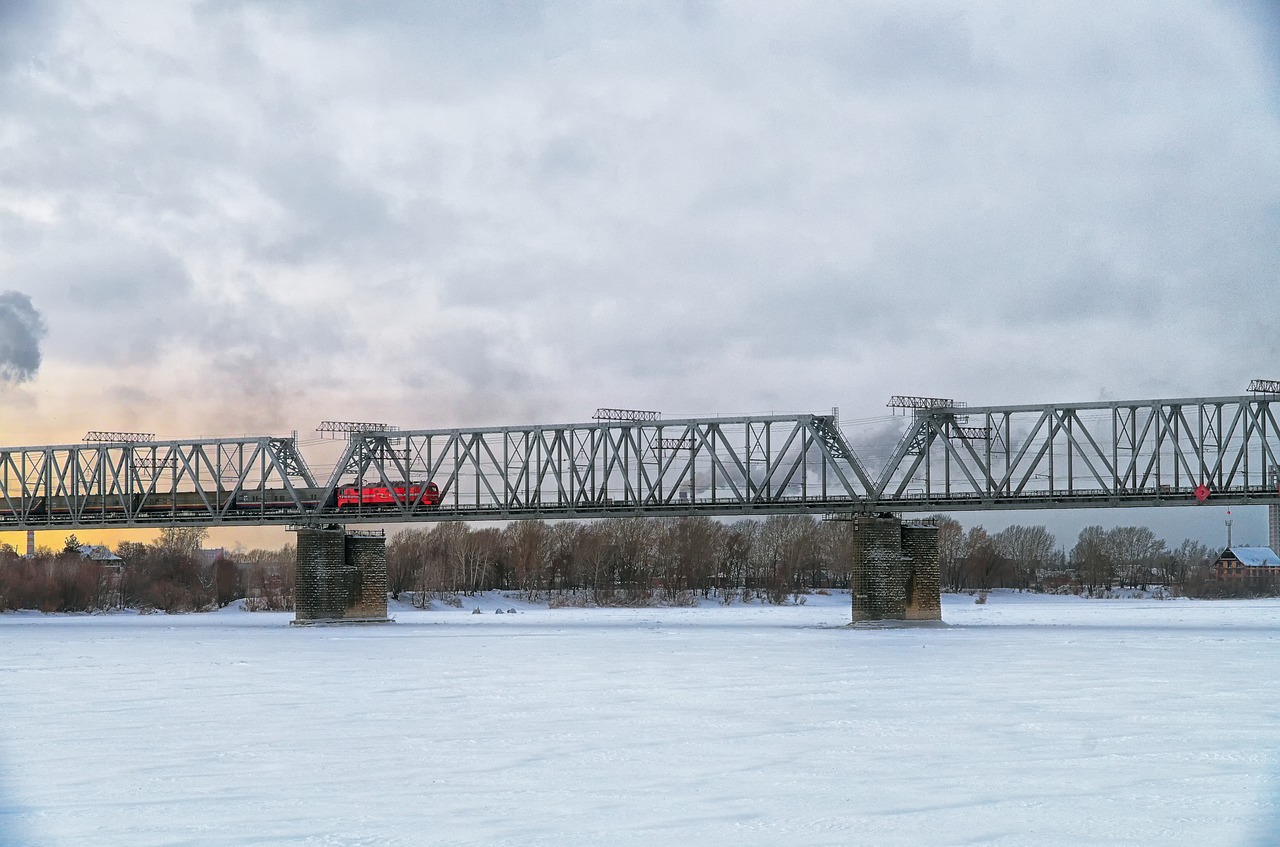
[2, 591, 1279, 846]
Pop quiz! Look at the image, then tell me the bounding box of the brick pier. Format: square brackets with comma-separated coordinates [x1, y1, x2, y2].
[293, 526, 391, 625]
[851, 514, 941, 623]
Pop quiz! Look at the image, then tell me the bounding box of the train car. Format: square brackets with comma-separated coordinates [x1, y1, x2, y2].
[232, 487, 336, 511]
[0, 490, 246, 521]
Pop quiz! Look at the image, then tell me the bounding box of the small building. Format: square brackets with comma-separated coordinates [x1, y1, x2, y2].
[197, 547, 228, 566]
[1213, 546, 1280, 583]
[76, 544, 123, 563]
[76, 544, 125, 609]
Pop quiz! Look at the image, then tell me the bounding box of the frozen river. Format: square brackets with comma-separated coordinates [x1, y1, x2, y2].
[2, 592, 1279, 846]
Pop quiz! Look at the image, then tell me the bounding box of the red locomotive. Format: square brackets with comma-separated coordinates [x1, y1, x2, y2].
[336, 482, 441, 508]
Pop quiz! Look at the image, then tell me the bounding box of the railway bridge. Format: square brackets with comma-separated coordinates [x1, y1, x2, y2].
[4, 390, 1278, 623]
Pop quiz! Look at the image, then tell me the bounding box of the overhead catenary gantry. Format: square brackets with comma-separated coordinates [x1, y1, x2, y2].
[0, 392, 1277, 531]
[83, 431, 156, 443]
[1248, 378, 1280, 396]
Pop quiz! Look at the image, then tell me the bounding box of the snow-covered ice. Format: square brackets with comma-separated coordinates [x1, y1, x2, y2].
[2, 591, 1279, 846]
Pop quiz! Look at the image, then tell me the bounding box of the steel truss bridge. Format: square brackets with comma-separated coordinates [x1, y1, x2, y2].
[2, 393, 1278, 531]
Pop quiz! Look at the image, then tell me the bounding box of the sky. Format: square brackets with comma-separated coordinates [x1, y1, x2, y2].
[1, 0, 1278, 552]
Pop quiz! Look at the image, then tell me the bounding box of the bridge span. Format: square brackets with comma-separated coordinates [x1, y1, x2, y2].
[0, 392, 1276, 532]
[5, 390, 1278, 624]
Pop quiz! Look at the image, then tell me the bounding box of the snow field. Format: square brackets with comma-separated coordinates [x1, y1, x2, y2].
[1, 592, 1279, 846]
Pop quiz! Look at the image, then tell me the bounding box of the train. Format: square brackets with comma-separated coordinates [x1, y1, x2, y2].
[239, 482, 442, 510]
[0, 482, 442, 520]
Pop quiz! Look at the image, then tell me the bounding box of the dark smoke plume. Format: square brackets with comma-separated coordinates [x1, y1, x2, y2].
[0, 291, 45, 384]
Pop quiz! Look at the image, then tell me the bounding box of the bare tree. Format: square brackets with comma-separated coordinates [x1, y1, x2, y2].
[547, 522, 585, 598]
[575, 523, 612, 600]
[993, 525, 1057, 589]
[237, 544, 295, 611]
[1107, 526, 1166, 589]
[1169, 538, 1212, 592]
[387, 527, 431, 600]
[604, 518, 658, 604]
[932, 515, 965, 591]
[456, 527, 500, 596]
[671, 516, 723, 597]
[114, 531, 213, 612]
[962, 526, 1007, 590]
[718, 520, 757, 601]
[1072, 526, 1113, 594]
[212, 556, 240, 607]
[158, 527, 209, 557]
[415, 522, 471, 605]
[819, 520, 856, 590]
[753, 515, 819, 603]
[504, 521, 550, 599]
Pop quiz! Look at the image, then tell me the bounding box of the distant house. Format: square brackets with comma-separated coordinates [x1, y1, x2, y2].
[197, 547, 227, 566]
[75, 544, 123, 563]
[76, 544, 125, 607]
[1212, 546, 1280, 583]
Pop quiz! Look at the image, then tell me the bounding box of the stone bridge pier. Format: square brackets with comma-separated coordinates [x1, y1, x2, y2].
[292, 526, 392, 625]
[850, 514, 941, 623]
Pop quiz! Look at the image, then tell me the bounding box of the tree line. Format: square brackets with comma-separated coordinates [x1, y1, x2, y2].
[389, 516, 1224, 604]
[387, 515, 855, 606]
[0, 515, 1240, 613]
[0, 528, 293, 613]
[932, 517, 1217, 596]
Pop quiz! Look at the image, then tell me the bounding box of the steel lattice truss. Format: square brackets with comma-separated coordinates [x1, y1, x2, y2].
[312, 414, 875, 524]
[0, 438, 318, 531]
[873, 395, 1280, 512]
[2, 395, 1278, 530]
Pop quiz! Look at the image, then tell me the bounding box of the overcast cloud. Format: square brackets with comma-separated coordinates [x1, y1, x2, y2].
[0, 1, 1278, 545]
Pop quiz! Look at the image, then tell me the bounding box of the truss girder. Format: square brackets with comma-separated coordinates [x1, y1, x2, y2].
[0, 437, 318, 531]
[1, 397, 1278, 531]
[872, 395, 1280, 511]
[308, 415, 870, 524]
